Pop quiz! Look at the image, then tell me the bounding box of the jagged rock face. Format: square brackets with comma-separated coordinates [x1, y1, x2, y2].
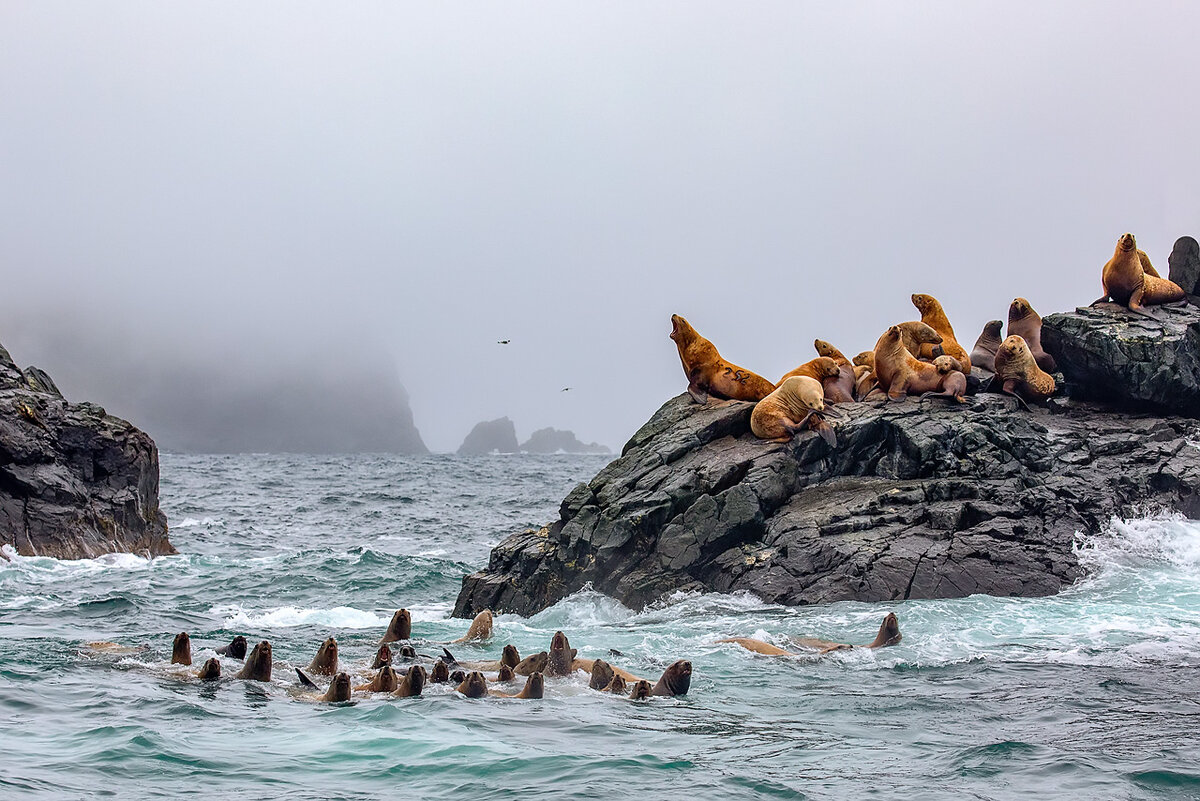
[0, 344, 172, 560]
[1169, 236, 1200, 298]
[455, 393, 1200, 617]
[457, 418, 519, 456]
[1042, 304, 1200, 417]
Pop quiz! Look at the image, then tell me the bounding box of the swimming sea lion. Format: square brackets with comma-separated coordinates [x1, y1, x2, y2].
[308, 637, 339, 676]
[513, 651, 548, 677]
[720, 613, 903, 656]
[215, 635, 247, 660]
[497, 665, 515, 682]
[920, 356, 968, 403]
[429, 660, 450, 683]
[171, 632, 192, 666]
[605, 674, 627, 694]
[372, 644, 393, 670]
[911, 294, 971, 368]
[197, 658, 221, 680]
[500, 644, 520, 668]
[236, 641, 273, 681]
[394, 665, 427, 698]
[450, 610, 493, 644]
[547, 631, 577, 677]
[356, 665, 400, 693]
[380, 609, 412, 643]
[629, 680, 652, 700]
[669, 314, 776, 403]
[494, 671, 545, 699]
[321, 672, 352, 703]
[449, 669, 467, 684]
[873, 326, 956, 400]
[455, 670, 489, 698]
[397, 645, 417, 660]
[1007, 299, 1056, 372]
[650, 660, 692, 697]
[969, 320, 1003, 373]
[1094, 233, 1186, 315]
[895, 321, 944, 360]
[776, 356, 841, 388]
[993, 335, 1056, 406]
[750, 376, 835, 446]
[589, 659, 615, 690]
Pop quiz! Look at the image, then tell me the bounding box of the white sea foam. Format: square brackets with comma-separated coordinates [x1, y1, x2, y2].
[174, 517, 222, 528]
[0, 547, 171, 575]
[221, 605, 387, 629]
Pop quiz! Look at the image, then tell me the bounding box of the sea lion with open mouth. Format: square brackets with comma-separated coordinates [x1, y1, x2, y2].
[236, 641, 273, 681]
[669, 314, 776, 404]
[371, 644, 393, 670]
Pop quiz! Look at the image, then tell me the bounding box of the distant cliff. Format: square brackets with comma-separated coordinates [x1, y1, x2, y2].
[458, 418, 519, 455]
[520, 428, 611, 454]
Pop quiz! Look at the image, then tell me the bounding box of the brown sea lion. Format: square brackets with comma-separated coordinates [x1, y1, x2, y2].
[429, 660, 450, 683]
[321, 672, 352, 702]
[1094, 233, 1186, 315]
[670, 314, 776, 403]
[547, 631, 577, 677]
[236, 641, 273, 681]
[215, 636, 247, 660]
[381, 609, 412, 643]
[650, 660, 692, 697]
[500, 644, 520, 668]
[371, 644, 393, 670]
[1007, 299, 1056, 372]
[513, 651, 548, 676]
[440, 643, 521, 672]
[308, 637, 338, 676]
[171, 632, 192, 666]
[852, 351, 874, 370]
[970, 320, 1003, 373]
[605, 674, 627, 694]
[398, 645, 417, 660]
[494, 671, 545, 699]
[813, 340, 858, 404]
[630, 680, 652, 700]
[873, 326, 956, 400]
[750, 376, 836, 446]
[993, 335, 1056, 406]
[455, 670, 489, 699]
[394, 665, 427, 698]
[356, 665, 400, 693]
[589, 659, 615, 690]
[719, 613, 903, 656]
[497, 665, 515, 682]
[449, 669, 466, 684]
[776, 356, 840, 388]
[451, 610, 493, 644]
[853, 364, 880, 400]
[895, 321, 944, 360]
[911, 294, 971, 368]
[197, 658, 221, 680]
[920, 356, 968, 403]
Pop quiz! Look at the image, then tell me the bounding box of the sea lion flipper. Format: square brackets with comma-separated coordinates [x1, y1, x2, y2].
[686, 383, 709, 404]
[442, 647, 459, 666]
[296, 668, 319, 689]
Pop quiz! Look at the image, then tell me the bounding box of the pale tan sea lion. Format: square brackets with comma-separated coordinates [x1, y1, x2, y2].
[718, 613, 903, 656]
[670, 314, 776, 403]
[513, 651, 548, 677]
[750, 376, 835, 446]
[380, 609, 412, 643]
[1094, 233, 1186, 315]
[450, 610, 493, 644]
[171, 632, 192, 666]
[394, 665, 427, 698]
[236, 641, 273, 681]
[993, 335, 1056, 406]
[321, 672, 352, 702]
[911, 294, 971, 368]
[455, 670, 489, 698]
[494, 671, 545, 699]
[308, 637, 338, 676]
[776, 356, 841, 388]
[970, 320, 1003, 373]
[1007, 298, 1056, 372]
[355, 665, 400, 693]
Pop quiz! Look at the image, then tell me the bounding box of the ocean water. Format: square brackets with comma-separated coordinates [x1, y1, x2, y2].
[2, 453, 1200, 800]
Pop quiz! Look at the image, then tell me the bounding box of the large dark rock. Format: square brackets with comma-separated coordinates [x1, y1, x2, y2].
[1169, 236, 1200, 299]
[1042, 303, 1200, 417]
[520, 428, 611, 454]
[457, 418, 519, 456]
[0, 342, 172, 560]
[455, 391, 1200, 617]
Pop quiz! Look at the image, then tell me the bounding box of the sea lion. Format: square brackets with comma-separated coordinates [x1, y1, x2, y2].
[547, 631, 577, 677]
[852, 351, 874, 370]
[776, 356, 841, 388]
[380, 609, 412, 643]
[605, 674, 627, 694]
[494, 671, 545, 699]
[171, 632, 192, 666]
[813, 340, 858, 404]
[321, 672, 352, 703]
[650, 660, 692, 697]
[970, 320, 1003, 373]
[750, 376, 836, 446]
[308, 637, 338, 676]
[500, 644, 520, 668]
[394, 665, 427, 698]
[589, 659, 615, 691]
[513, 651, 549, 677]
[920, 355, 968, 403]
[197, 658, 221, 680]
[236, 641, 273, 681]
[853, 364, 880, 400]
[356, 665, 400, 693]
[1007, 299, 1056, 372]
[873, 326, 957, 401]
[669, 314, 776, 403]
[455, 670, 489, 699]
[895, 321, 944, 360]
[497, 665, 515, 682]
[429, 660, 450, 683]
[1094, 233, 1186, 315]
[449, 669, 467, 684]
[215, 635, 247, 660]
[629, 680, 652, 700]
[371, 644, 393, 670]
[450, 610, 493, 644]
[440, 644, 519, 672]
[719, 613, 903, 656]
[397, 645, 417, 660]
[911, 294, 971, 369]
[993, 335, 1056, 406]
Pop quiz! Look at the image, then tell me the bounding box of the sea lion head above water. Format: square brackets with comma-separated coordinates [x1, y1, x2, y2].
[513, 651, 548, 676]
[868, 613, 902, 648]
[308, 637, 338, 675]
[395, 664, 427, 698]
[606, 674, 627, 694]
[398, 645, 417, 660]
[369, 665, 400, 693]
[381, 609, 412, 643]
[171, 632, 192, 666]
[497, 665, 515, 682]
[651, 660, 692, 697]
[197, 657, 221, 680]
[630, 680, 652, 700]
[500, 644, 520, 668]
[430, 660, 450, 683]
[372, 644, 393, 670]
[236, 641, 273, 681]
[456, 671, 488, 699]
[454, 610, 493, 643]
[215, 635, 247, 660]
[322, 672, 352, 703]
[547, 631, 576, 677]
[516, 672, 544, 699]
[449, 669, 466, 684]
[589, 659, 615, 691]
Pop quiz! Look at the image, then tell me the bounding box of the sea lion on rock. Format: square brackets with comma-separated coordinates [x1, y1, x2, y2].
[651, 660, 692, 697]
[669, 314, 776, 403]
[236, 641, 273, 681]
[813, 341, 857, 404]
[750, 376, 836, 446]
[394, 665, 427, 698]
[455, 670, 489, 699]
[896, 321, 944, 360]
[356, 665, 400, 693]
[171, 632, 192, 666]
[911, 294, 970, 368]
[372, 644, 393, 670]
[776, 356, 840, 388]
[920, 356, 968, 403]
[606, 674, 627, 694]
[873, 326, 957, 401]
[1007, 298, 1056, 372]
[719, 613, 903, 656]
[970, 321, 1003, 373]
[497, 665, 515, 682]
[197, 658, 221, 680]
[216, 636, 247, 659]
[451, 610, 493, 643]
[321, 672, 352, 703]
[513, 651, 548, 677]
[429, 660, 450, 683]
[1094, 233, 1186, 315]
[589, 659, 615, 690]
[993, 335, 1056, 407]
[381, 609, 412, 643]
[630, 680, 652, 700]
[308, 637, 338, 676]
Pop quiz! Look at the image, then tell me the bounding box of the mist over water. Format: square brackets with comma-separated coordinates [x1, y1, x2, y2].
[1, 453, 1198, 799]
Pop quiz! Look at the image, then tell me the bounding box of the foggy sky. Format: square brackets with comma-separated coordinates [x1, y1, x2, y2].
[2, 2, 1198, 452]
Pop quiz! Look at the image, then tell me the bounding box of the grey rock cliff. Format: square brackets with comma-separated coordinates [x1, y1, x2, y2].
[520, 428, 611, 454]
[457, 417, 519, 456]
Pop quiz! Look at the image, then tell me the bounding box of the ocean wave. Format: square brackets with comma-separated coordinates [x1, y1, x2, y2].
[1075, 511, 1200, 573]
[0, 547, 176, 574]
[173, 517, 222, 528]
[217, 605, 388, 629]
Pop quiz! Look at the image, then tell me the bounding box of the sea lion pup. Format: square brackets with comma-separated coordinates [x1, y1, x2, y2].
[969, 320, 1003, 373]
[380, 609, 412, 643]
[629, 680, 653, 700]
[321, 672, 352, 703]
[776, 356, 840, 388]
[307, 637, 338, 676]
[669, 314, 776, 403]
[873, 326, 954, 401]
[371, 644, 393, 670]
[512, 651, 548, 677]
[494, 671, 545, 699]
[429, 660, 450, 683]
[449, 609, 493, 644]
[497, 665, 515, 682]
[197, 658, 221, 680]
[1093, 233, 1186, 316]
[455, 670, 489, 699]
[920, 356, 968, 403]
[171, 632, 192, 666]
[993, 335, 1056, 407]
[589, 659, 616, 691]
[1007, 299, 1056, 372]
[236, 641, 273, 681]
[356, 665, 400, 693]
[650, 660, 692, 697]
[750, 376, 836, 447]
[393, 665, 427, 698]
[895, 321, 944, 360]
[215, 635, 247, 660]
[911, 293, 971, 368]
[813, 340, 858, 404]
[605, 674, 627, 694]
[719, 613, 903, 656]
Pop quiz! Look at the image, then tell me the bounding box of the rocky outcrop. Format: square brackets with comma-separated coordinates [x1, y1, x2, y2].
[456, 304, 1200, 618]
[520, 428, 611, 454]
[1169, 236, 1200, 300]
[0, 342, 172, 559]
[457, 418, 519, 455]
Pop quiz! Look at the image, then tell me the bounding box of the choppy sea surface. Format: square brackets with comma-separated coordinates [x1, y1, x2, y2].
[2, 453, 1200, 800]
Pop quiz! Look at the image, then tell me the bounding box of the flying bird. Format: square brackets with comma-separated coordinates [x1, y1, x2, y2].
[497, 339, 511, 345]
[561, 387, 572, 392]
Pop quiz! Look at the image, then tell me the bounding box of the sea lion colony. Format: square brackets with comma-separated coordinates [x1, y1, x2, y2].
[672, 233, 1189, 444]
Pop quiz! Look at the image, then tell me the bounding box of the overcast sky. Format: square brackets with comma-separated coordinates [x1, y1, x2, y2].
[1, 2, 1197, 452]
